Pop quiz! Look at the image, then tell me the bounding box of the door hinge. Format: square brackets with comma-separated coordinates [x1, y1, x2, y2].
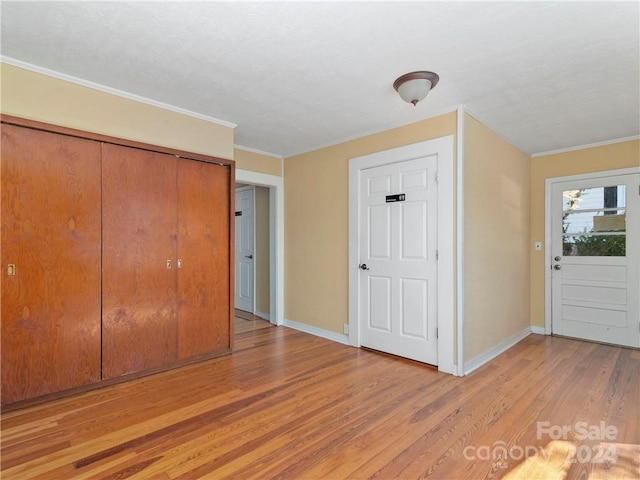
[436, 250, 439, 260]
[436, 328, 439, 338]
[435, 173, 439, 183]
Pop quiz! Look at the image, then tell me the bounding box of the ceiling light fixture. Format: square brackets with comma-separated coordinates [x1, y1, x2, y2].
[393, 71, 439, 106]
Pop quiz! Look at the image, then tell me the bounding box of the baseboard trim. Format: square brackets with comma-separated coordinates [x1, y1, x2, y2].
[531, 325, 546, 335]
[283, 319, 349, 345]
[255, 310, 271, 321]
[463, 327, 531, 375]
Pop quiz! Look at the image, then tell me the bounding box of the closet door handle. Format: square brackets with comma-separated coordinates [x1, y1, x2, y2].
[166, 260, 172, 269]
[177, 259, 183, 269]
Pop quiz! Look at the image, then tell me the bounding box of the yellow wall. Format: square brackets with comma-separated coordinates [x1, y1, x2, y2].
[529, 139, 640, 327]
[255, 186, 271, 315]
[284, 112, 457, 334]
[13, 57, 631, 362]
[464, 114, 531, 361]
[1, 63, 234, 159]
[234, 148, 283, 177]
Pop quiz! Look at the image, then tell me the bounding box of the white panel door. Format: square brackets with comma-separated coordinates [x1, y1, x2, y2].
[551, 173, 639, 347]
[359, 155, 438, 364]
[235, 187, 254, 312]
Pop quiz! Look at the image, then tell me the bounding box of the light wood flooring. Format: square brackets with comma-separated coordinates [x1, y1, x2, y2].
[234, 309, 273, 334]
[1, 323, 638, 479]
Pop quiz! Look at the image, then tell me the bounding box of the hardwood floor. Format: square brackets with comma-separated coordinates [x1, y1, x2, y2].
[1, 328, 638, 479]
[234, 309, 273, 334]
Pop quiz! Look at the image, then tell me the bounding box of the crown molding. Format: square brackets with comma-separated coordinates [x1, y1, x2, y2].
[234, 144, 283, 159]
[1, 56, 237, 129]
[531, 135, 640, 158]
[287, 105, 460, 158]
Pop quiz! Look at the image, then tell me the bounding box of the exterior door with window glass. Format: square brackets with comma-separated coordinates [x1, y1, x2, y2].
[551, 173, 639, 347]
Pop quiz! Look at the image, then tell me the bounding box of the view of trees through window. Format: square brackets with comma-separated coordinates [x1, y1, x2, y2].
[562, 185, 626, 256]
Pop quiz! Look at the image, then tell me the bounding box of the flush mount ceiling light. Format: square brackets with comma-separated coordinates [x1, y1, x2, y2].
[393, 71, 440, 106]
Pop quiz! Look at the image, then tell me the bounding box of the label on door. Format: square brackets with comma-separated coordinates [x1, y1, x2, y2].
[385, 194, 405, 203]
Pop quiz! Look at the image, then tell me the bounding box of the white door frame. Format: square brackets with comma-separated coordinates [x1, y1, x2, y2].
[544, 166, 640, 334]
[235, 185, 256, 313]
[236, 169, 284, 326]
[348, 136, 455, 375]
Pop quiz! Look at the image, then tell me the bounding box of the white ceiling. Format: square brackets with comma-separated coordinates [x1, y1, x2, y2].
[1, 1, 639, 158]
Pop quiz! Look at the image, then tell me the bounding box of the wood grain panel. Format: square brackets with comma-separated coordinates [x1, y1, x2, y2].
[101, 144, 178, 379]
[1, 124, 102, 404]
[176, 160, 231, 359]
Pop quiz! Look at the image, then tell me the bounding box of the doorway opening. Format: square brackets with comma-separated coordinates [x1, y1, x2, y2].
[348, 136, 456, 374]
[234, 169, 284, 336]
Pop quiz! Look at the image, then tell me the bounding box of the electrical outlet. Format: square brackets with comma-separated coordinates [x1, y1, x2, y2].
[534, 241, 542, 251]
[343, 324, 349, 335]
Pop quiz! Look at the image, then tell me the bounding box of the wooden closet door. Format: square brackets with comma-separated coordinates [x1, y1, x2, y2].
[177, 159, 231, 359]
[101, 144, 178, 378]
[1, 125, 102, 404]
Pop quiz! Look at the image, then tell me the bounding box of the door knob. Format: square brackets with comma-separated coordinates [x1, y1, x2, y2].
[554, 256, 562, 262]
[359, 263, 370, 270]
[553, 264, 561, 270]
[245, 254, 253, 259]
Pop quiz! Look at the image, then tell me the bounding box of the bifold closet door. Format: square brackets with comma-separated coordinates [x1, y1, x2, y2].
[177, 159, 231, 359]
[1, 125, 102, 404]
[101, 144, 178, 379]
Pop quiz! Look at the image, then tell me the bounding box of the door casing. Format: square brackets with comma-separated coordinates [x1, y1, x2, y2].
[348, 136, 455, 375]
[544, 167, 640, 335]
[236, 169, 284, 326]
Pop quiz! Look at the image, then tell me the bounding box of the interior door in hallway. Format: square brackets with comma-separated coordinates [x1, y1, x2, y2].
[551, 172, 640, 348]
[235, 186, 254, 313]
[359, 155, 438, 365]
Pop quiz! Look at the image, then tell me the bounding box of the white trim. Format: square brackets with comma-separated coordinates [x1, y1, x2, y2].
[1, 56, 237, 129]
[235, 169, 284, 326]
[291, 106, 459, 158]
[544, 177, 553, 336]
[234, 144, 283, 160]
[532, 136, 640, 158]
[464, 107, 639, 159]
[251, 186, 256, 314]
[255, 310, 271, 321]
[348, 135, 456, 375]
[283, 319, 349, 345]
[544, 167, 640, 335]
[463, 327, 531, 375]
[531, 326, 546, 335]
[456, 106, 465, 376]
